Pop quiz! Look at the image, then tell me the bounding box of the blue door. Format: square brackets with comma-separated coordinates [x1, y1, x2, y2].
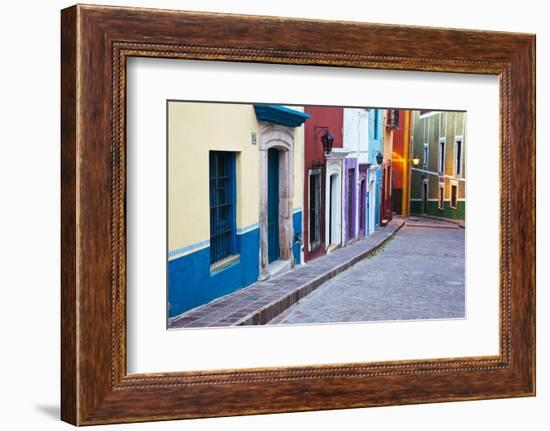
[267, 149, 280, 263]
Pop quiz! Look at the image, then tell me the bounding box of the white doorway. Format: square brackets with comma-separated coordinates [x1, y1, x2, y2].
[324, 150, 348, 252]
[328, 173, 341, 247]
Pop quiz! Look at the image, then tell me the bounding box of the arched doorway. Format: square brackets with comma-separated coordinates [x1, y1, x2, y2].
[324, 150, 348, 252]
[258, 123, 295, 280]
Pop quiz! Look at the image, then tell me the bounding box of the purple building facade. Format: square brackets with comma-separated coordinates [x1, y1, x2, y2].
[343, 157, 358, 245]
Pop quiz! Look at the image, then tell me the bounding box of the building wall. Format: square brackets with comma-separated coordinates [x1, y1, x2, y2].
[169, 102, 260, 253]
[292, 107, 305, 216]
[303, 106, 343, 262]
[382, 109, 394, 163]
[168, 102, 305, 317]
[368, 108, 383, 163]
[410, 110, 466, 220]
[343, 157, 358, 243]
[343, 108, 370, 241]
[380, 110, 395, 223]
[290, 107, 305, 266]
[391, 110, 412, 215]
[368, 109, 384, 226]
[343, 108, 370, 163]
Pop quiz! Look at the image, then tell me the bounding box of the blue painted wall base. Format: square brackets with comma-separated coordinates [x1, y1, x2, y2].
[168, 228, 260, 318]
[169, 210, 302, 318]
[292, 210, 302, 265]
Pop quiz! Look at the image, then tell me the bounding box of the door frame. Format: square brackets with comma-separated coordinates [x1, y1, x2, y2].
[324, 150, 348, 251]
[258, 123, 295, 280]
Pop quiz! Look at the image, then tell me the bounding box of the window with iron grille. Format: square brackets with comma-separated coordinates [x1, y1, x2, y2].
[393, 109, 400, 128]
[387, 109, 399, 129]
[308, 168, 323, 251]
[209, 151, 236, 265]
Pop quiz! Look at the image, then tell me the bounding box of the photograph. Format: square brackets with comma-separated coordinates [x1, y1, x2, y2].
[0, 0, 540, 428]
[167, 102, 466, 329]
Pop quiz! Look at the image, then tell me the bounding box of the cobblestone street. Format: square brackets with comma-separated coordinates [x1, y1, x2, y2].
[268, 218, 465, 324]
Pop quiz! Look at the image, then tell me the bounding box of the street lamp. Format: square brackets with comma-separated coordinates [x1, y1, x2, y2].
[321, 129, 334, 155]
[314, 126, 334, 155]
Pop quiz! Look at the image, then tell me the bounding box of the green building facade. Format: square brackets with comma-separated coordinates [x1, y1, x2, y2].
[410, 111, 466, 221]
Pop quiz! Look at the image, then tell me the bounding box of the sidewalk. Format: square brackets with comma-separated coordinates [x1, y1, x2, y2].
[169, 217, 405, 329]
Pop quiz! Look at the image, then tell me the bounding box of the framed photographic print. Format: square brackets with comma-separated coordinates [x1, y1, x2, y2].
[61, 4, 535, 425]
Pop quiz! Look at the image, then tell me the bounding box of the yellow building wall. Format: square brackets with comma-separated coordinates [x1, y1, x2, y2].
[169, 102, 260, 253]
[168, 102, 304, 254]
[442, 111, 466, 200]
[291, 107, 305, 212]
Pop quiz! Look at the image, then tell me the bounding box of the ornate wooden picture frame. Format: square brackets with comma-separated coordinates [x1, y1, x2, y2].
[61, 4, 535, 425]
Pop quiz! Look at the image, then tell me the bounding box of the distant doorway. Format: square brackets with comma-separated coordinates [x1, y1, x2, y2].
[328, 173, 341, 247]
[346, 168, 355, 242]
[368, 178, 375, 235]
[359, 179, 366, 237]
[422, 179, 429, 213]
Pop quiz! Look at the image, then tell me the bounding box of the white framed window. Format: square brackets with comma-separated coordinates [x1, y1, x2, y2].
[423, 143, 429, 169]
[438, 183, 445, 210]
[438, 138, 446, 174]
[454, 135, 463, 177]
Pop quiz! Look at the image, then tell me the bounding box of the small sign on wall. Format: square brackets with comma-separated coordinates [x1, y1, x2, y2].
[251, 132, 257, 145]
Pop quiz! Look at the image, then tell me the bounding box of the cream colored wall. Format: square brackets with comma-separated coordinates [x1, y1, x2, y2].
[168, 102, 260, 252]
[168, 102, 305, 253]
[442, 111, 466, 199]
[290, 106, 305, 212]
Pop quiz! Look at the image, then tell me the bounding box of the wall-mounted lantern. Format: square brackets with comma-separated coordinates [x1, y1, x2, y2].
[321, 130, 334, 155]
[315, 126, 334, 155]
[411, 155, 420, 166]
[376, 152, 384, 165]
